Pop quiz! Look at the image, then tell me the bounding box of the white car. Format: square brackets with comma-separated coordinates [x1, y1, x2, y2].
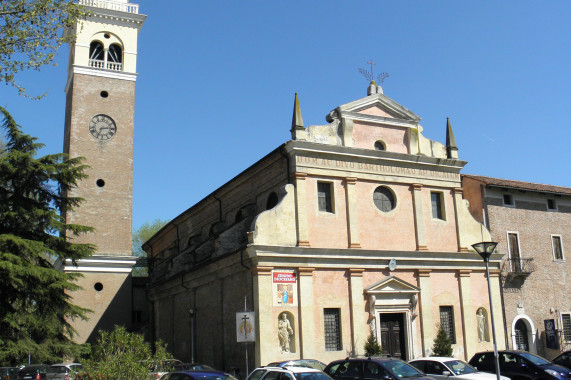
[409, 357, 510, 380]
[247, 366, 333, 380]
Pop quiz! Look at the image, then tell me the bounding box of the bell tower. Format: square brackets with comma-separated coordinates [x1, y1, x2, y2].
[63, 0, 146, 343]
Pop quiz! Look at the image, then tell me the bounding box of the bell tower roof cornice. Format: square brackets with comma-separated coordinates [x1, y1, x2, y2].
[79, 0, 146, 29]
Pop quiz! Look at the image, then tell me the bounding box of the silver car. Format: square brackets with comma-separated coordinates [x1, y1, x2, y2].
[46, 363, 82, 380]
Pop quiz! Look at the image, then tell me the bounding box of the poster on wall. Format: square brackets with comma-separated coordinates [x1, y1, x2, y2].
[544, 319, 559, 349]
[273, 270, 298, 306]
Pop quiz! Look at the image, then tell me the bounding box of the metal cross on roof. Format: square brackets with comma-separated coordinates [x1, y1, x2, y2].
[359, 58, 389, 84]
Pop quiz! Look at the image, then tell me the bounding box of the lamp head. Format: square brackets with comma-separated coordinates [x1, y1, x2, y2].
[472, 241, 498, 262]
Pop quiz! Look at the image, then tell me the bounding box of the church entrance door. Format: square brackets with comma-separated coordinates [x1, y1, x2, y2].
[379, 313, 406, 360]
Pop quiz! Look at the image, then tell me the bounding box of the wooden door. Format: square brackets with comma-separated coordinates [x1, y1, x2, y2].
[380, 313, 406, 360]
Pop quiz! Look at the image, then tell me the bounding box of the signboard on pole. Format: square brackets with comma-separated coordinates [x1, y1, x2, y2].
[545, 319, 559, 349]
[236, 312, 255, 342]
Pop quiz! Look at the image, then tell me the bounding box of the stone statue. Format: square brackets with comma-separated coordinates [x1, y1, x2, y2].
[278, 312, 293, 353]
[477, 308, 486, 342]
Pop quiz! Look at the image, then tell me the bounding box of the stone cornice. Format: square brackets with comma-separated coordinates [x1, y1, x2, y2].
[247, 244, 503, 272]
[64, 255, 136, 273]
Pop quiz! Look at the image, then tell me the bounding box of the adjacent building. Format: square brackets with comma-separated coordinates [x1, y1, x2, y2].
[462, 175, 571, 359]
[145, 83, 506, 372]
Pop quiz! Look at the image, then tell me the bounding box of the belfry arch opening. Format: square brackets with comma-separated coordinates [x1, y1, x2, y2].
[88, 33, 124, 71]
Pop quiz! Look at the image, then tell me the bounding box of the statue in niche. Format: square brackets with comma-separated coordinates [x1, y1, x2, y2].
[278, 312, 294, 353]
[477, 308, 487, 342]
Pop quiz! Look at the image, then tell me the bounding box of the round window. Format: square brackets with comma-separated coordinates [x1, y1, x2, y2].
[373, 186, 396, 212]
[374, 140, 386, 151]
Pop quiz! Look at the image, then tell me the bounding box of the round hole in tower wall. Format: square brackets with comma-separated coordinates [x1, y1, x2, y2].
[104, 33, 110, 39]
[100, 91, 109, 98]
[94, 282, 103, 292]
[96, 179, 105, 187]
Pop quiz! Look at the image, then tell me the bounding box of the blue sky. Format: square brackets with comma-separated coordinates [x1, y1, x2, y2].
[3, 1, 571, 230]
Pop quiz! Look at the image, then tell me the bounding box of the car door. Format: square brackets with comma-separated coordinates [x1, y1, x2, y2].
[419, 361, 450, 380]
[499, 353, 535, 380]
[327, 361, 363, 380]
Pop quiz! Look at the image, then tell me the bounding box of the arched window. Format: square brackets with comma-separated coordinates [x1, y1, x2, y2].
[266, 191, 278, 210]
[374, 140, 386, 151]
[89, 41, 104, 64]
[108, 44, 122, 63]
[373, 186, 396, 212]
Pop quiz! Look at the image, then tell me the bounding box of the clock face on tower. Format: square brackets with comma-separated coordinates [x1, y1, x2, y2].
[89, 114, 117, 140]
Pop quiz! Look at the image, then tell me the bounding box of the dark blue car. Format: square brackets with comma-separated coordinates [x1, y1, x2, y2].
[165, 370, 238, 380]
[469, 350, 571, 380]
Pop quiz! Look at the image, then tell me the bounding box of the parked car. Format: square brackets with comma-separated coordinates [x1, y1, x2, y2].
[46, 363, 82, 380]
[0, 367, 18, 380]
[409, 357, 510, 380]
[174, 364, 218, 372]
[552, 351, 571, 370]
[469, 351, 571, 380]
[166, 370, 238, 380]
[17, 365, 49, 380]
[266, 360, 327, 371]
[247, 366, 332, 380]
[324, 357, 436, 380]
[149, 359, 184, 379]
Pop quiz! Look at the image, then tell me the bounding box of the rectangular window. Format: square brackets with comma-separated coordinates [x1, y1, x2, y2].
[317, 182, 333, 213]
[562, 313, 571, 342]
[547, 199, 557, 210]
[503, 193, 514, 206]
[507, 232, 522, 272]
[552, 235, 564, 261]
[431, 192, 445, 220]
[439, 306, 456, 344]
[324, 308, 342, 351]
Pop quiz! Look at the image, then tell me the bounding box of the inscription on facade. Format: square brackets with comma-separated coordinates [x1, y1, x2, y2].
[295, 155, 459, 180]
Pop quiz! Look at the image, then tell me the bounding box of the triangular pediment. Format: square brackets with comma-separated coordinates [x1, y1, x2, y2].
[365, 276, 419, 294]
[337, 93, 421, 124]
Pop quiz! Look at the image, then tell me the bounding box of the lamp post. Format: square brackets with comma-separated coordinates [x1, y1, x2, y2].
[472, 242, 501, 380]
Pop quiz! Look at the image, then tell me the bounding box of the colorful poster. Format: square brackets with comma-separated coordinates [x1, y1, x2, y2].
[273, 270, 297, 306]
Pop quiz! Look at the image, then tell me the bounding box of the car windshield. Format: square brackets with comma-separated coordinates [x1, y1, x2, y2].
[295, 372, 332, 380]
[444, 361, 477, 375]
[382, 361, 424, 378]
[518, 353, 550, 366]
[191, 375, 229, 380]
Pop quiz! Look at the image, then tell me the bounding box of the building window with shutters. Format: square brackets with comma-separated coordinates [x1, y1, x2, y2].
[562, 313, 571, 342]
[324, 308, 342, 351]
[317, 182, 334, 213]
[507, 232, 522, 272]
[431, 192, 445, 220]
[552, 235, 564, 261]
[439, 306, 456, 344]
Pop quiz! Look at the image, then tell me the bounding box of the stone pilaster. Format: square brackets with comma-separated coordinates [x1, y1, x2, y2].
[458, 270, 474, 360]
[294, 172, 310, 247]
[348, 268, 365, 356]
[345, 177, 361, 248]
[253, 266, 273, 367]
[489, 269, 506, 349]
[418, 269, 433, 355]
[411, 184, 428, 250]
[452, 188, 470, 252]
[298, 267, 316, 358]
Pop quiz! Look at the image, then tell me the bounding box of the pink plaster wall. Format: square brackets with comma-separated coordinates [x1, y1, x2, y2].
[360, 105, 393, 118]
[422, 188, 459, 252]
[357, 181, 417, 251]
[353, 121, 409, 153]
[312, 270, 352, 360]
[429, 271, 464, 345]
[306, 177, 349, 248]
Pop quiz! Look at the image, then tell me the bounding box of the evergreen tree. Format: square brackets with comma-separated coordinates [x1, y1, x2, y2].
[364, 331, 383, 356]
[0, 107, 95, 365]
[432, 323, 453, 357]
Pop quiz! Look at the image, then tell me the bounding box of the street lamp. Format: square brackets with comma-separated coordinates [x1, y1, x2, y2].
[472, 242, 501, 380]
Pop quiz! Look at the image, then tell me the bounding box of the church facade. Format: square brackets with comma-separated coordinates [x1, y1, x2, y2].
[145, 83, 506, 371]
